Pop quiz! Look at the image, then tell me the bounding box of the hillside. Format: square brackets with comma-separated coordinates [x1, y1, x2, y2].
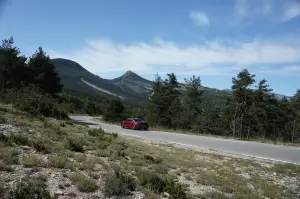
[52, 58, 290, 103]
[51, 58, 149, 102]
[0, 104, 299, 199]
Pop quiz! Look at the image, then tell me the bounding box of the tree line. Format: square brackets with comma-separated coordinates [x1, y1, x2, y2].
[147, 70, 300, 143]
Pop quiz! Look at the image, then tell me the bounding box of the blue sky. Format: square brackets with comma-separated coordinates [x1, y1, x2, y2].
[1, 0, 300, 96]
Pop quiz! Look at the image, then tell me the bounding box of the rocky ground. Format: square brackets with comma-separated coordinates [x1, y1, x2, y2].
[0, 105, 300, 199]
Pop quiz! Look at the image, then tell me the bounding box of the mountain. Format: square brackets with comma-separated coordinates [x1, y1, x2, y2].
[111, 70, 153, 98]
[52, 58, 291, 102]
[51, 58, 149, 101]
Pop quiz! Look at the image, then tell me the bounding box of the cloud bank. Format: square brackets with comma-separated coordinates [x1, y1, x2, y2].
[50, 37, 300, 77]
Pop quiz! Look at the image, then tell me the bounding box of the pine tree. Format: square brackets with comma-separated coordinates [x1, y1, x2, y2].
[27, 47, 62, 94]
[231, 69, 256, 138]
[0, 37, 27, 90]
[182, 75, 203, 129]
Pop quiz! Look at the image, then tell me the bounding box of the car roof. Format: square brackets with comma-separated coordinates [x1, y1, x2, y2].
[127, 118, 143, 120]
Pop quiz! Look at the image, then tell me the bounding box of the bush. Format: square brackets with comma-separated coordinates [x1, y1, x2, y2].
[8, 182, 55, 199]
[137, 170, 188, 198]
[70, 173, 98, 192]
[103, 172, 133, 197]
[10, 133, 31, 146]
[32, 138, 52, 153]
[88, 127, 105, 137]
[22, 154, 45, 168]
[4, 87, 69, 120]
[0, 147, 19, 166]
[66, 137, 84, 153]
[137, 170, 166, 193]
[49, 155, 67, 169]
[144, 154, 162, 164]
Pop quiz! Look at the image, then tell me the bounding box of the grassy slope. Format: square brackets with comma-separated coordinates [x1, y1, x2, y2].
[0, 104, 300, 199]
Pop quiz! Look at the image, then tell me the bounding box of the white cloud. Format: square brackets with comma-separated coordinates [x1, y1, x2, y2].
[49, 37, 300, 77]
[189, 10, 210, 26]
[256, 65, 300, 75]
[234, 0, 273, 21]
[282, 1, 300, 21]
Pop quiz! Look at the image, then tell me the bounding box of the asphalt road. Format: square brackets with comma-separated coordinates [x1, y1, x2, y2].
[70, 115, 300, 164]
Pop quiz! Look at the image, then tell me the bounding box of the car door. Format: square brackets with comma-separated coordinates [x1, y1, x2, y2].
[127, 119, 134, 129]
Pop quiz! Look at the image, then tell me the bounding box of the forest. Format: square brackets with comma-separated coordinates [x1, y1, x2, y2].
[1, 37, 300, 144]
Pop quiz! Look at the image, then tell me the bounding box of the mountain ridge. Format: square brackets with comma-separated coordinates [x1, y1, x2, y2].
[51, 58, 291, 102]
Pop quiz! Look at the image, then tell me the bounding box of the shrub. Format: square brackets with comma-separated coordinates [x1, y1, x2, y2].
[22, 154, 45, 168]
[10, 133, 31, 146]
[4, 87, 69, 120]
[103, 169, 136, 197]
[164, 177, 188, 199]
[137, 170, 188, 198]
[70, 173, 98, 192]
[88, 127, 105, 137]
[66, 137, 84, 153]
[0, 147, 19, 171]
[0, 147, 19, 165]
[32, 138, 51, 153]
[8, 182, 55, 199]
[103, 172, 130, 197]
[115, 171, 136, 191]
[137, 170, 166, 193]
[144, 154, 162, 164]
[49, 155, 67, 169]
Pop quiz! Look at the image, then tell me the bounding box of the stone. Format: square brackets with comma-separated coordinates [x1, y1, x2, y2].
[162, 192, 170, 198]
[54, 190, 64, 196]
[247, 183, 256, 192]
[239, 173, 251, 179]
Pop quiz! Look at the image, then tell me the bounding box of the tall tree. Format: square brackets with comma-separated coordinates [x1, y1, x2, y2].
[231, 69, 256, 138]
[147, 73, 182, 129]
[182, 75, 203, 129]
[27, 47, 62, 94]
[0, 37, 27, 90]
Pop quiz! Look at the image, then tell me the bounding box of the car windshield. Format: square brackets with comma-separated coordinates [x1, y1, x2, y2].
[133, 119, 144, 122]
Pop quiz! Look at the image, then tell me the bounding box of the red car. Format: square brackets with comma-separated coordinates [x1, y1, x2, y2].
[121, 118, 149, 130]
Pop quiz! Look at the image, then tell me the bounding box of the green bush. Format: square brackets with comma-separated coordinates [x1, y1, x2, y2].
[22, 154, 45, 168]
[137, 170, 188, 198]
[32, 138, 52, 153]
[66, 137, 85, 153]
[88, 127, 105, 137]
[4, 87, 69, 120]
[103, 172, 134, 197]
[137, 170, 166, 193]
[0, 147, 19, 165]
[8, 182, 56, 199]
[49, 155, 67, 169]
[10, 133, 31, 146]
[70, 173, 98, 192]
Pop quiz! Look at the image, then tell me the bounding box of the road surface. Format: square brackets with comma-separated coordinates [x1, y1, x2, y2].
[70, 115, 300, 164]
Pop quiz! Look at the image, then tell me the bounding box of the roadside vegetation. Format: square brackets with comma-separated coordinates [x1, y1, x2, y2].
[0, 104, 300, 199]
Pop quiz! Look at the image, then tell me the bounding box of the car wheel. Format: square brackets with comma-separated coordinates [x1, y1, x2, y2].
[144, 127, 148, 131]
[121, 125, 124, 128]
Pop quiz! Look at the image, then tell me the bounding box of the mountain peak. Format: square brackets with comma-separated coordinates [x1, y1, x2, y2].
[124, 70, 135, 76]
